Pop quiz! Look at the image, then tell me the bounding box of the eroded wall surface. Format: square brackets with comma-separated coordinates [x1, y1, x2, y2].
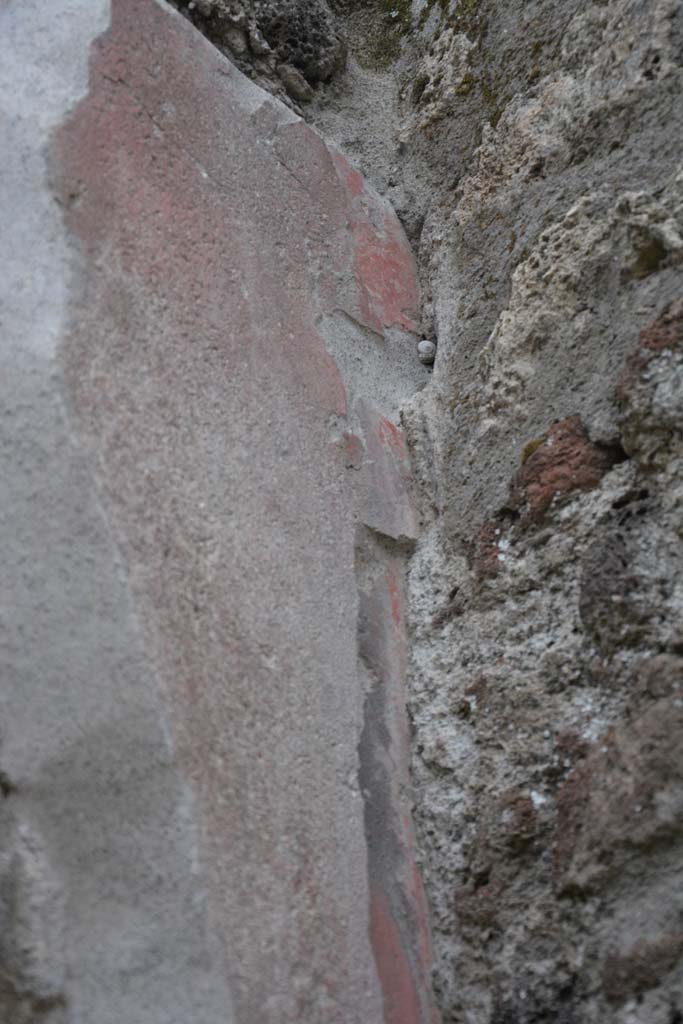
[0, 1, 435, 1021]
[393, 2, 683, 1022]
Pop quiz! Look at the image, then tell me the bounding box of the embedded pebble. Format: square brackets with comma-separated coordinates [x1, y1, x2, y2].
[417, 338, 437, 365]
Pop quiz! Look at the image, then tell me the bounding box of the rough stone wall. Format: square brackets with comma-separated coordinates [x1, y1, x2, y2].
[394, 1, 683, 1021]
[166, 0, 347, 106]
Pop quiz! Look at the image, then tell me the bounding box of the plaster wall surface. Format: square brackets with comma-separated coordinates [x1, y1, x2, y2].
[0, 2, 235, 1021]
[1, 0, 436, 1021]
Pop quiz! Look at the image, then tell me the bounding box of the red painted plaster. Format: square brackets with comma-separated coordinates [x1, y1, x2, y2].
[330, 147, 421, 335]
[370, 890, 423, 1024]
[54, 2, 433, 1019]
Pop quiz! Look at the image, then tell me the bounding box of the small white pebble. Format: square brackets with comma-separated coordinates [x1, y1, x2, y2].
[418, 338, 437, 364]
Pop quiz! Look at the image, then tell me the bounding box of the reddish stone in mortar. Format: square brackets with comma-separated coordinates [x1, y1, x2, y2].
[616, 298, 683, 459]
[616, 297, 683, 403]
[509, 415, 623, 523]
[554, 695, 683, 896]
[471, 518, 507, 580]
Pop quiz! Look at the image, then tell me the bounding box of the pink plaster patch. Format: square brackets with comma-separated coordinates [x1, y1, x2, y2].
[332, 151, 365, 199]
[330, 148, 420, 335]
[370, 890, 422, 1024]
[356, 401, 418, 541]
[54, 4, 432, 1018]
[386, 568, 403, 629]
[378, 416, 408, 458]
